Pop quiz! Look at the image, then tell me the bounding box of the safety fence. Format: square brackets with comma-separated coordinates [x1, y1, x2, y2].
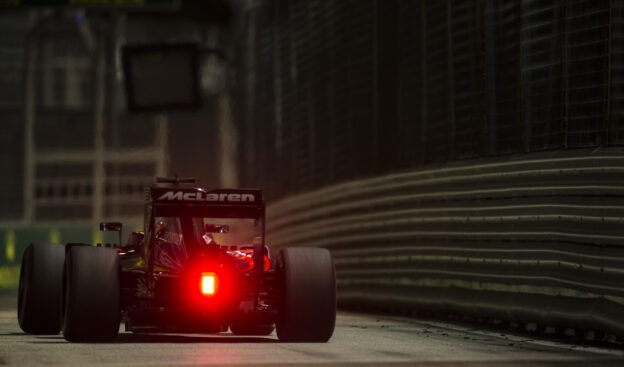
[266, 148, 624, 337]
[238, 0, 624, 203]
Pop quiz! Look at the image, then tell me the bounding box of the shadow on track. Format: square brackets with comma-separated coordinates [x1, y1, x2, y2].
[14, 332, 278, 344]
[114, 332, 278, 344]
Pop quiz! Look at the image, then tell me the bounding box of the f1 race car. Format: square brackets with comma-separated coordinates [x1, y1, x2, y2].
[17, 177, 336, 342]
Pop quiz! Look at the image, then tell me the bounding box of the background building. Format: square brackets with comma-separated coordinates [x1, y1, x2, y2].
[0, 7, 231, 225]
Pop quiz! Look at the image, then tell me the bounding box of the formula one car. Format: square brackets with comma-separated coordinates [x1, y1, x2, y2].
[17, 177, 336, 342]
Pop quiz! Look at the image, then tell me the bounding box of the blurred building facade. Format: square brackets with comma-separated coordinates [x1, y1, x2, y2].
[0, 8, 229, 224]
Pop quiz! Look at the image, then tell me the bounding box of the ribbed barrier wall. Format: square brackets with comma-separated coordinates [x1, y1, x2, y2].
[0, 222, 140, 289]
[266, 148, 624, 337]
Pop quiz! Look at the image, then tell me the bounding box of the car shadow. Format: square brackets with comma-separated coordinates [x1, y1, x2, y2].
[115, 332, 278, 344]
[25, 332, 278, 344]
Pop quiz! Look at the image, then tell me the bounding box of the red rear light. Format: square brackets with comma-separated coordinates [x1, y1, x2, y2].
[200, 272, 218, 296]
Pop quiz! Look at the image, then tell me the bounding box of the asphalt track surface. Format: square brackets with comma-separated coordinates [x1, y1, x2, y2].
[1, 290, 624, 366]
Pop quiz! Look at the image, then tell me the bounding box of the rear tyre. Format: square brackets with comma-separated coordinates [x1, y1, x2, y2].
[17, 243, 65, 334]
[62, 246, 120, 342]
[276, 247, 336, 342]
[230, 324, 275, 336]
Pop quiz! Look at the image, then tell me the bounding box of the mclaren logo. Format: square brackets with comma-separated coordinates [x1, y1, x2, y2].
[158, 191, 255, 202]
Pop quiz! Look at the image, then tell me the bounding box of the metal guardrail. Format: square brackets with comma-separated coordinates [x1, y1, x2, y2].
[266, 148, 624, 337]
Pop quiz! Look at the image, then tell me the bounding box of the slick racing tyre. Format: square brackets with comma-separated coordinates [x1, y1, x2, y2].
[18, 243, 65, 334]
[276, 247, 336, 342]
[230, 324, 275, 336]
[62, 246, 120, 342]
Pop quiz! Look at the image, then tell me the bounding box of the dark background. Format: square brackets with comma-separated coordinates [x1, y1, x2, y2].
[0, 0, 622, 221]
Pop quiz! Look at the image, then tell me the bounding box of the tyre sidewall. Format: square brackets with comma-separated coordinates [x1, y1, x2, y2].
[17, 243, 65, 334]
[62, 246, 120, 342]
[276, 247, 336, 342]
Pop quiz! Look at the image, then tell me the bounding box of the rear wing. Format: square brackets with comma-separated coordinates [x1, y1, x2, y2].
[148, 187, 264, 219]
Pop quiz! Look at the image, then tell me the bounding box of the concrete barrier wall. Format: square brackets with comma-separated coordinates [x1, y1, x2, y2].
[266, 148, 624, 337]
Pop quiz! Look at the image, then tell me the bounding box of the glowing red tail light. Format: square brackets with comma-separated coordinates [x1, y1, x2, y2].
[200, 272, 218, 296]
